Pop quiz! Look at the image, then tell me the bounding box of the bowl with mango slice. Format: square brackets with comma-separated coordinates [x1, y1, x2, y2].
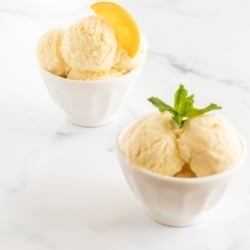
[37, 1, 147, 127]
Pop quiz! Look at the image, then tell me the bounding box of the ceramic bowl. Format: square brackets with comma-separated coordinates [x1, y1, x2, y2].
[116, 117, 246, 227]
[39, 67, 141, 127]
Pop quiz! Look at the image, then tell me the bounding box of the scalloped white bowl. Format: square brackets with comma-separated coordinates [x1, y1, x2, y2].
[39, 67, 141, 127]
[116, 117, 246, 227]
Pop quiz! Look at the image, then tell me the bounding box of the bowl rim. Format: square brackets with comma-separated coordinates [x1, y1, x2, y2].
[38, 64, 142, 85]
[117, 114, 247, 184]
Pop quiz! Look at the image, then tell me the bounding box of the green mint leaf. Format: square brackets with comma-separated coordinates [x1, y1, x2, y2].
[186, 103, 222, 118]
[174, 85, 195, 116]
[180, 94, 194, 116]
[148, 97, 177, 115]
[148, 84, 222, 128]
[174, 84, 187, 111]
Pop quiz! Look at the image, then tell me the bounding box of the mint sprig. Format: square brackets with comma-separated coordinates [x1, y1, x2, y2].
[148, 84, 222, 128]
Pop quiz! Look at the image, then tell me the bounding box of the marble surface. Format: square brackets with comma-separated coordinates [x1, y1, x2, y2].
[0, 0, 250, 249]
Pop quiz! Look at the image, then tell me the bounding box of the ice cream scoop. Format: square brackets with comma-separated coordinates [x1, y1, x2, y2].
[61, 16, 117, 72]
[178, 114, 242, 177]
[37, 28, 70, 77]
[120, 113, 184, 176]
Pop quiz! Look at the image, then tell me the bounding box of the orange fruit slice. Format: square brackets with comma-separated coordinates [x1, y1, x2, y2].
[91, 1, 140, 57]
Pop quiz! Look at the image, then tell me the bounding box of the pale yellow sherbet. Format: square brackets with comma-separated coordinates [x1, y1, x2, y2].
[61, 16, 117, 72]
[178, 114, 242, 177]
[121, 112, 242, 178]
[37, 28, 70, 76]
[120, 113, 184, 176]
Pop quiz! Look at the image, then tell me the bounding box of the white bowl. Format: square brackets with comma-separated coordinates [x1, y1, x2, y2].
[116, 117, 246, 227]
[39, 67, 141, 127]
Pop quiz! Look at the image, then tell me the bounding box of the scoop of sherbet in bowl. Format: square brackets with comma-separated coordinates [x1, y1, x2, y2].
[36, 1, 147, 127]
[116, 84, 246, 226]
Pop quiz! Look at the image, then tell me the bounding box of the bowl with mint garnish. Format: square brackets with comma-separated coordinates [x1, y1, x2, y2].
[117, 84, 246, 226]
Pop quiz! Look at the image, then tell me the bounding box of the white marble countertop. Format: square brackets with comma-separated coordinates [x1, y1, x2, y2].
[1, 0, 250, 249]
